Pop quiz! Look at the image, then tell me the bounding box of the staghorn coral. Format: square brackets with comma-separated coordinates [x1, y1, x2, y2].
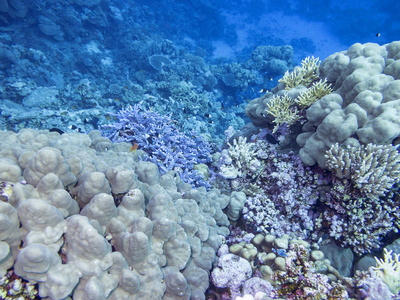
[325, 143, 400, 199]
[101, 101, 213, 188]
[279, 56, 321, 90]
[295, 78, 333, 108]
[265, 94, 300, 133]
[372, 248, 400, 294]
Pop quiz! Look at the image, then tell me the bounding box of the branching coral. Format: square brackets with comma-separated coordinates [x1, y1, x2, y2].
[372, 248, 400, 294]
[315, 182, 398, 255]
[101, 102, 213, 188]
[325, 143, 400, 199]
[315, 171, 400, 255]
[316, 143, 400, 255]
[265, 94, 300, 133]
[263, 59, 330, 133]
[279, 56, 321, 90]
[296, 78, 333, 108]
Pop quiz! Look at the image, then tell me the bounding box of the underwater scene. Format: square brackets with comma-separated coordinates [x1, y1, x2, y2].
[1, 0, 400, 299]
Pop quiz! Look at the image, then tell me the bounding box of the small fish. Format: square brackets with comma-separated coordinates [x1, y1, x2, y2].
[204, 113, 211, 118]
[265, 134, 279, 144]
[259, 88, 268, 93]
[130, 143, 139, 152]
[272, 248, 287, 257]
[114, 98, 119, 102]
[49, 128, 64, 135]
[376, 33, 381, 37]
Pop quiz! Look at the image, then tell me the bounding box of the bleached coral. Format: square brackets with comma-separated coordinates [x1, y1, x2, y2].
[219, 136, 257, 179]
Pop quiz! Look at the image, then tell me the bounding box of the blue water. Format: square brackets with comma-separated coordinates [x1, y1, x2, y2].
[1, 0, 397, 140]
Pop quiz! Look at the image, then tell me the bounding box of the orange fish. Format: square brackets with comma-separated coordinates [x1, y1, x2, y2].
[130, 143, 138, 152]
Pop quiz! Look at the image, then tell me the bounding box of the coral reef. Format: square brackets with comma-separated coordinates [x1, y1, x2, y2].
[272, 243, 348, 300]
[313, 143, 400, 255]
[315, 177, 400, 255]
[0, 128, 240, 299]
[325, 143, 400, 198]
[297, 41, 400, 168]
[215, 137, 324, 239]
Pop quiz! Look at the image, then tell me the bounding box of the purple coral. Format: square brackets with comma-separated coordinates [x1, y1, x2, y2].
[100, 102, 213, 188]
[211, 253, 253, 299]
[221, 139, 324, 239]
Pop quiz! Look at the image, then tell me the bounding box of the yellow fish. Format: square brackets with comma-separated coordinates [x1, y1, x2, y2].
[130, 142, 138, 152]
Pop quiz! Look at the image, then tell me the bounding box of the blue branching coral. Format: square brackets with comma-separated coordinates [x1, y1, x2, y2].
[100, 102, 213, 188]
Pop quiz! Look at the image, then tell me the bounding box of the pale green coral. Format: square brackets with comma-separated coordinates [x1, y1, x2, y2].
[279, 56, 321, 89]
[296, 78, 333, 108]
[372, 248, 400, 294]
[265, 94, 300, 133]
